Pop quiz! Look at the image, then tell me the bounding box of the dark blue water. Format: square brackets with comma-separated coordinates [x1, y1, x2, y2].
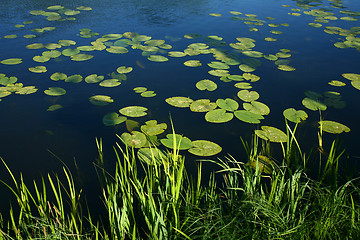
[0, 0, 360, 212]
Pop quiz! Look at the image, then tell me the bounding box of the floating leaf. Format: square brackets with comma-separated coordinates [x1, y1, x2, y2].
[147, 55, 168, 62]
[342, 73, 360, 81]
[184, 60, 202, 67]
[205, 109, 234, 123]
[234, 110, 264, 124]
[255, 126, 287, 143]
[188, 140, 222, 156]
[243, 101, 270, 115]
[208, 69, 229, 77]
[102, 112, 127, 126]
[141, 120, 167, 136]
[166, 97, 193, 108]
[44, 87, 66, 96]
[33, 55, 50, 63]
[239, 64, 255, 72]
[242, 51, 263, 58]
[59, 40, 76, 46]
[77, 6, 92, 11]
[207, 61, 229, 69]
[283, 108, 308, 123]
[0, 76, 17, 86]
[62, 48, 80, 56]
[65, 74, 83, 83]
[168, 51, 186, 57]
[302, 97, 327, 111]
[71, 54, 93, 61]
[47, 104, 63, 111]
[319, 120, 350, 134]
[106, 46, 128, 54]
[42, 50, 61, 58]
[190, 99, 217, 112]
[196, 79, 217, 91]
[121, 131, 147, 148]
[85, 74, 104, 83]
[1, 58, 22, 65]
[328, 80, 346, 87]
[119, 106, 148, 117]
[278, 65, 296, 71]
[243, 73, 260, 82]
[45, 43, 61, 50]
[89, 95, 113, 106]
[160, 134, 192, 150]
[184, 33, 202, 39]
[234, 82, 252, 89]
[237, 90, 259, 102]
[117, 66, 133, 74]
[133, 87, 147, 93]
[15, 86, 37, 95]
[141, 91, 156, 98]
[29, 66, 47, 73]
[216, 98, 239, 111]
[351, 80, 360, 90]
[99, 79, 121, 87]
[64, 10, 80, 16]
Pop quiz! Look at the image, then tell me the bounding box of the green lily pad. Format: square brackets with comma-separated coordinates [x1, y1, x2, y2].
[184, 33, 202, 39]
[0, 76, 17, 86]
[59, 40, 76, 46]
[71, 54, 93, 61]
[208, 69, 229, 77]
[255, 126, 287, 143]
[264, 54, 278, 61]
[243, 101, 270, 115]
[120, 131, 147, 148]
[119, 106, 148, 117]
[328, 80, 346, 86]
[184, 60, 202, 67]
[117, 66, 133, 74]
[77, 46, 95, 51]
[239, 64, 256, 72]
[65, 74, 83, 83]
[42, 50, 61, 58]
[243, 73, 260, 82]
[133, 87, 147, 93]
[302, 97, 327, 111]
[166, 97, 193, 108]
[33, 55, 50, 63]
[15, 86, 37, 95]
[47, 5, 64, 10]
[234, 82, 252, 89]
[283, 108, 308, 123]
[106, 46, 128, 54]
[205, 109, 234, 123]
[47, 104, 63, 111]
[26, 43, 44, 49]
[141, 91, 156, 97]
[228, 75, 244, 81]
[45, 43, 61, 50]
[0, 91, 11, 98]
[351, 80, 360, 90]
[190, 99, 217, 112]
[319, 120, 350, 134]
[216, 98, 239, 112]
[242, 51, 263, 58]
[160, 134, 192, 150]
[77, 6, 92, 10]
[99, 79, 121, 87]
[342, 73, 360, 81]
[278, 65, 296, 71]
[147, 55, 168, 62]
[133, 35, 151, 42]
[141, 120, 167, 136]
[237, 90, 259, 102]
[2, 83, 23, 92]
[62, 48, 80, 56]
[64, 10, 80, 16]
[102, 112, 127, 126]
[234, 110, 264, 124]
[207, 61, 230, 69]
[89, 95, 114, 106]
[23, 35, 37, 39]
[188, 140, 222, 156]
[196, 79, 217, 91]
[168, 51, 186, 57]
[1, 58, 22, 65]
[29, 66, 47, 73]
[44, 87, 66, 96]
[85, 74, 104, 83]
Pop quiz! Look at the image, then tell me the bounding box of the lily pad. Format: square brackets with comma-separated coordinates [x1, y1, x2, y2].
[102, 112, 127, 126]
[62, 48, 80, 56]
[207, 61, 230, 69]
[106, 46, 128, 54]
[119, 106, 148, 117]
[243, 101, 270, 115]
[242, 51, 263, 58]
[351, 80, 360, 90]
[89, 95, 114, 106]
[42, 50, 61, 58]
[205, 109, 234, 123]
[166, 96, 193, 108]
[196, 79, 217, 91]
[47, 104, 63, 111]
[328, 80, 346, 86]
[168, 51, 186, 57]
[85, 74, 104, 83]
[141, 120, 167, 136]
[237, 90, 259, 102]
[133, 87, 147, 93]
[188, 140, 222, 156]
[243, 73, 260, 82]
[216, 98, 239, 111]
[26, 43, 44, 49]
[71, 54, 94, 61]
[15, 86, 38, 95]
[120, 131, 147, 148]
[99, 79, 121, 87]
[302, 97, 327, 111]
[208, 69, 229, 77]
[33, 55, 50, 63]
[1, 58, 22, 65]
[234, 82, 252, 89]
[141, 91, 156, 97]
[255, 126, 287, 143]
[278, 65, 296, 71]
[319, 120, 350, 134]
[147, 55, 168, 62]
[44, 87, 66, 96]
[184, 60, 202, 67]
[234, 110, 264, 124]
[29, 66, 47, 73]
[160, 134, 192, 150]
[116, 66, 133, 74]
[283, 108, 308, 123]
[190, 99, 217, 112]
[342, 73, 360, 81]
[65, 74, 83, 83]
[239, 64, 256, 72]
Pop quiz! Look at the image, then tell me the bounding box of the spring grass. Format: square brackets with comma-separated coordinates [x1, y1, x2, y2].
[0, 120, 359, 239]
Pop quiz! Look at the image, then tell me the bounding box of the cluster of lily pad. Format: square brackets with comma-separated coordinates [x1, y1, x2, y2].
[0, 73, 38, 101]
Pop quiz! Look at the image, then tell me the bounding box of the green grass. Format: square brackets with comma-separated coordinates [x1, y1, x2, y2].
[0, 121, 359, 239]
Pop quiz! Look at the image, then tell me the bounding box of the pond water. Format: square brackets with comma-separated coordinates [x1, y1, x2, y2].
[0, 0, 360, 211]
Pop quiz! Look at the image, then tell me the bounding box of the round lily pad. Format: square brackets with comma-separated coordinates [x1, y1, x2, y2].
[26, 43, 44, 49]
[234, 110, 264, 124]
[71, 54, 93, 61]
[242, 51, 263, 58]
[166, 96, 193, 108]
[1, 58, 22, 65]
[64, 10, 80, 16]
[65, 74, 83, 83]
[205, 109, 234, 123]
[47, 104, 63, 111]
[237, 90, 259, 102]
[208, 69, 229, 77]
[351, 80, 360, 90]
[62, 48, 80, 56]
[29, 66, 47, 73]
[168, 51, 186, 57]
[243, 73, 260, 82]
[42, 50, 61, 58]
[243, 101, 270, 115]
[160, 134, 192, 150]
[184, 60, 202, 67]
[278, 65, 296, 71]
[207, 61, 230, 69]
[216, 98, 239, 111]
[319, 120, 350, 134]
[255, 126, 287, 143]
[147, 55, 168, 62]
[102, 112, 127, 126]
[15, 86, 37, 95]
[302, 97, 327, 111]
[328, 80, 346, 87]
[141, 120, 167, 136]
[119, 106, 148, 117]
[106, 46, 128, 54]
[99, 79, 121, 87]
[133, 87, 147, 93]
[117, 66, 133, 74]
[196, 79, 217, 91]
[85, 74, 104, 83]
[120, 131, 147, 148]
[89, 95, 113, 106]
[33, 55, 50, 63]
[283, 108, 308, 123]
[342, 73, 360, 81]
[50, 72, 67, 81]
[190, 99, 217, 112]
[234, 82, 252, 89]
[188, 140, 222, 156]
[141, 91, 156, 97]
[44, 87, 66, 96]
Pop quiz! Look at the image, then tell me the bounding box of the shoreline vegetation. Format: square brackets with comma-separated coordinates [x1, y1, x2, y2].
[0, 120, 359, 240]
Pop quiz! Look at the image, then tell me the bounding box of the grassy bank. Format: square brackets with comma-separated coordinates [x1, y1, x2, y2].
[0, 122, 359, 239]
